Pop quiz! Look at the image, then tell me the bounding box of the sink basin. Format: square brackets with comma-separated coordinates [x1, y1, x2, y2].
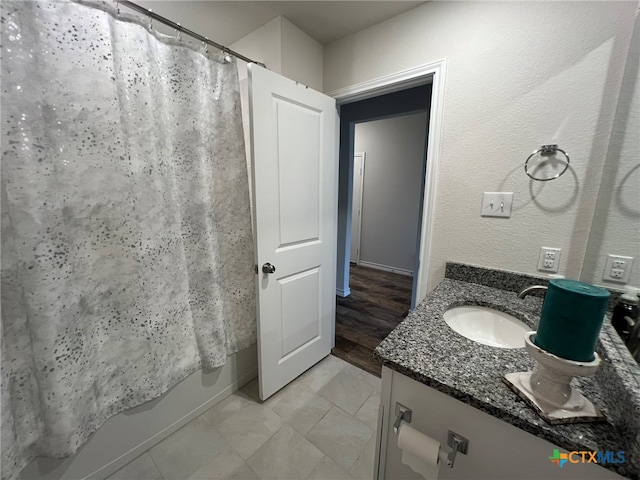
[443, 306, 529, 349]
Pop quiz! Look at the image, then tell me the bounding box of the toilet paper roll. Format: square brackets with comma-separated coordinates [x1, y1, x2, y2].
[398, 423, 440, 480]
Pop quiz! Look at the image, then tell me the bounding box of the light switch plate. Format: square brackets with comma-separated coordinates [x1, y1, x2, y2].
[481, 192, 513, 218]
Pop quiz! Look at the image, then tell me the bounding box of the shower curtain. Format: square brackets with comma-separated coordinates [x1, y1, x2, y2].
[0, 1, 255, 478]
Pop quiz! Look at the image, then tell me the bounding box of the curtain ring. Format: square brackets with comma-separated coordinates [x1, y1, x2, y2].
[176, 24, 182, 41]
[116, 0, 120, 16]
[222, 47, 232, 64]
[204, 38, 209, 54]
[147, 9, 153, 30]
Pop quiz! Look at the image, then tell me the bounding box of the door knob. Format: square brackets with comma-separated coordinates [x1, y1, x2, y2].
[262, 263, 276, 274]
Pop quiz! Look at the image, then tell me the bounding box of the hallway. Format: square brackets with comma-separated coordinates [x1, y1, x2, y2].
[333, 265, 413, 377]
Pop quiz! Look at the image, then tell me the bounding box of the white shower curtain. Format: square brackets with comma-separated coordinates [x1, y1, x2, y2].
[0, 1, 255, 478]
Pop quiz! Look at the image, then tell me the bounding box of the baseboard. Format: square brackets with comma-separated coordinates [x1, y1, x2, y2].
[359, 261, 413, 277]
[89, 366, 258, 480]
[19, 344, 258, 480]
[336, 287, 351, 297]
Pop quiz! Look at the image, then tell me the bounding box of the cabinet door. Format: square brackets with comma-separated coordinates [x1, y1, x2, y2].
[379, 368, 623, 480]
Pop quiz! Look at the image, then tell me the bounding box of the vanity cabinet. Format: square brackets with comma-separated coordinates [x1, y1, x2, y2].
[375, 367, 623, 480]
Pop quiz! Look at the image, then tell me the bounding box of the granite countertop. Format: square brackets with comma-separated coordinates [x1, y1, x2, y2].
[374, 266, 640, 479]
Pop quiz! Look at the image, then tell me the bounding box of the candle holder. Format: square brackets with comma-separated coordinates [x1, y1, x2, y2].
[503, 332, 605, 424]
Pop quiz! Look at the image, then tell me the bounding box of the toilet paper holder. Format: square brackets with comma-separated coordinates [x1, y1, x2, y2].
[394, 403, 469, 468]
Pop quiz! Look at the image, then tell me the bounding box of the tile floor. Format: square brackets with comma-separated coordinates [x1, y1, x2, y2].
[108, 355, 381, 480]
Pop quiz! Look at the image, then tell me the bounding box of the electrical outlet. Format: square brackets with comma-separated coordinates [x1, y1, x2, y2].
[611, 269, 625, 279]
[538, 247, 561, 273]
[603, 255, 634, 283]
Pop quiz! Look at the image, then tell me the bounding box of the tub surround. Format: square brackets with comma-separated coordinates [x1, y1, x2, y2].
[374, 262, 640, 479]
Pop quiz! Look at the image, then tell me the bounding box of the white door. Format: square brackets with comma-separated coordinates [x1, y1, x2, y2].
[349, 152, 365, 264]
[248, 64, 339, 400]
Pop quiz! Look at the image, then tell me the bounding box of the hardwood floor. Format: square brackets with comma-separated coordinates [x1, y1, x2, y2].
[332, 264, 413, 377]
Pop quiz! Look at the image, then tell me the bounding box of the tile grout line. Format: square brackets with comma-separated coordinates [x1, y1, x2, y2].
[319, 369, 375, 416]
[302, 394, 335, 437]
[353, 390, 374, 420]
[348, 429, 376, 479]
[304, 403, 375, 473]
[244, 457, 261, 480]
[224, 403, 285, 463]
[353, 386, 375, 416]
[146, 451, 165, 479]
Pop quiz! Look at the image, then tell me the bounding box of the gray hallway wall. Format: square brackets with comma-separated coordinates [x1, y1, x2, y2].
[354, 112, 428, 273]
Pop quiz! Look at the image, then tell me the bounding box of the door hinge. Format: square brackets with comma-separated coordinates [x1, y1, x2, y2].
[254, 264, 259, 274]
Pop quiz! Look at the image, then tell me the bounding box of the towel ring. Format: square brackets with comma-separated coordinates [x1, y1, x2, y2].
[524, 145, 570, 181]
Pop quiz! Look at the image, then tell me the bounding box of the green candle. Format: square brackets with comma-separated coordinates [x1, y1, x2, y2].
[534, 279, 610, 362]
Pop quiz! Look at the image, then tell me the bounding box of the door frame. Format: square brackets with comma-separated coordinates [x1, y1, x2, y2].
[350, 151, 366, 265]
[328, 59, 447, 307]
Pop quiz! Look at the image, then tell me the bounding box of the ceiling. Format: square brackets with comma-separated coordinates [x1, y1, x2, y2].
[136, 1, 428, 46]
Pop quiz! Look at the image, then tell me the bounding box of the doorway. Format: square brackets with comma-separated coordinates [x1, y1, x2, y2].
[334, 265, 413, 376]
[332, 85, 432, 376]
[248, 59, 446, 395]
[331, 60, 446, 312]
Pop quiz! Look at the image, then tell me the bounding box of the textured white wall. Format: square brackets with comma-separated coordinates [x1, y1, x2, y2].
[325, 1, 637, 293]
[232, 17, 283, 81]
[231, 17, 283, 189]
[354, 113, 427, 272]
[231, 16, 324, 199]
[582, 16, 640, 288]
[281, 17, 324, 92]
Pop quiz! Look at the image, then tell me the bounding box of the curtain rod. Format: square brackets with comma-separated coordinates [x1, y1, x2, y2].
[117, 0, 266, 67]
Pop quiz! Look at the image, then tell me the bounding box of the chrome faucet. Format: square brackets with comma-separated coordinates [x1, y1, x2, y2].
[517, 285, 548, 299]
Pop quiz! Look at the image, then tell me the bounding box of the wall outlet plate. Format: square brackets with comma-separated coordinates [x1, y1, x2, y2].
[538, 247, 561, 273]
[481, 192, 513, 218]
[602, 255, 634, 283]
